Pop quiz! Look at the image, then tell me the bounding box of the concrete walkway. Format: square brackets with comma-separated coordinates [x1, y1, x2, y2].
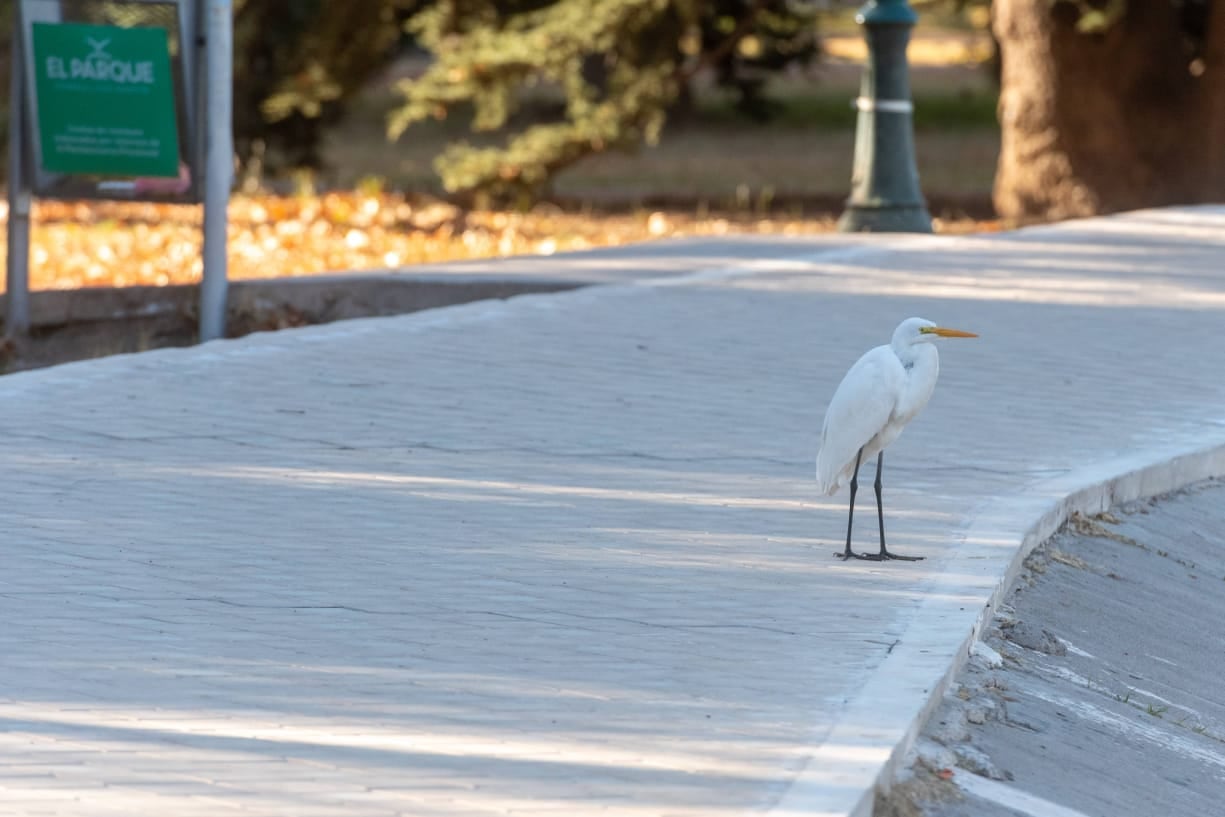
[2, 208, 1225, 817]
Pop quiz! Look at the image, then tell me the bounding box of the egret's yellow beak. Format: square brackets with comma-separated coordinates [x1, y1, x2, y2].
[924, 326, 978, 338]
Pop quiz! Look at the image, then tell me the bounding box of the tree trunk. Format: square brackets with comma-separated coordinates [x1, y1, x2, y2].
[993, 0, 1225, 221]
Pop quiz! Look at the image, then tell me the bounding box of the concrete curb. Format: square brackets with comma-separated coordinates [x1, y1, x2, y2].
[4, 231, 886, 333]
[0, 274, 585, 331]
[768, 436, 1225, 817]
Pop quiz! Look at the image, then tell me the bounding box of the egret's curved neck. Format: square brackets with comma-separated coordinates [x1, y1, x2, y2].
[892, 339, 936, 370]
[892, 342, 940, 420]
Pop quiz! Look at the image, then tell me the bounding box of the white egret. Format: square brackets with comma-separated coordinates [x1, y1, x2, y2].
[816, 317, 977, 562]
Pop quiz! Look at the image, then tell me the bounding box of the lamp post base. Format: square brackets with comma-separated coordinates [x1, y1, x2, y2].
[837, 203, 933, 233]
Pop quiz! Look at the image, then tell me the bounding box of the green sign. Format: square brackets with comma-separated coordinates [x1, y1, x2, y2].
[31, 22, 181, 177]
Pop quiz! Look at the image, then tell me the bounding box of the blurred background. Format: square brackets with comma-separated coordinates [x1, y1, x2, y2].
[0, 0, 1220, 291]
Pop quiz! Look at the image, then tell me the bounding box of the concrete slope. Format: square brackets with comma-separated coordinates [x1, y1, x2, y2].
[1, 208, 1224, 817]
[893, 479, 1225, 817]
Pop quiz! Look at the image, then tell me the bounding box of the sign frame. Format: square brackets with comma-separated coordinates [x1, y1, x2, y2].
[16, 0, 202, 203]
[5, 0, 231, 341]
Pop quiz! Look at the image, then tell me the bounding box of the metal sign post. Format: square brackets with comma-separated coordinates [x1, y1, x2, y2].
[6, 0, 231, 342]
[199, 0, 230, 343]
[6, 26, 32, 336]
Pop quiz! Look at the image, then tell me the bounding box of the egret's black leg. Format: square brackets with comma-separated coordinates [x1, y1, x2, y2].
[835, 448, 864, 560]
[875, 451, 887, 552]
[860, 451, 924, 562]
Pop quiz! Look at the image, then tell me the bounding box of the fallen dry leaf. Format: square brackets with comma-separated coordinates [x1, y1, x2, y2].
[0, 192, 991, 293]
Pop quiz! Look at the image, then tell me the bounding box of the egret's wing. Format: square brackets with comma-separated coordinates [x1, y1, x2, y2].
[815, 346, 902, 494]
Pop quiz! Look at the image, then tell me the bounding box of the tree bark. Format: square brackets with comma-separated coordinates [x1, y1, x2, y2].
[993, 0, 1225, 221]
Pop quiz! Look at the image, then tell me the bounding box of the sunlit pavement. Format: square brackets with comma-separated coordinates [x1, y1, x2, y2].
[2, 208, 1225, 816]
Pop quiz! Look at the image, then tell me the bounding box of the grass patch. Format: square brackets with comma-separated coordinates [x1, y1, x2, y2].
[692, 88, 997, 131]
[914, 91, 998, 129]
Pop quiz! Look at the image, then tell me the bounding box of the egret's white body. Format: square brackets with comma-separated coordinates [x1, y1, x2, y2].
[816, 317, 977, 561]
[816, 318, 942, 495]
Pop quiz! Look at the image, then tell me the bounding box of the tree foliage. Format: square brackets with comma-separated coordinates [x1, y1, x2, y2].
[701, 0, 822, 121]
[233, 0, 410, 174]
[389, 0, 819, 204]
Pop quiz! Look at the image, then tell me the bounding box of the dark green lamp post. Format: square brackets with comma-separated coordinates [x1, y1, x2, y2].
[837, 0, 932, 233]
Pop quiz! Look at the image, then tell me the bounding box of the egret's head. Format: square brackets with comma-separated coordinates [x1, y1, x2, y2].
[895, 317, 978, 347]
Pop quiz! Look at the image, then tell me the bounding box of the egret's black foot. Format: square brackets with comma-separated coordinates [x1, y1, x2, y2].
[859, 550, 925, 562]
[833, 549, 924, 562]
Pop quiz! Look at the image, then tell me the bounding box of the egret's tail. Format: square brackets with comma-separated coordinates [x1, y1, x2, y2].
[815, 478, 840, 496]
[814, 449, 845, 496]
[814, 475, 843, 496]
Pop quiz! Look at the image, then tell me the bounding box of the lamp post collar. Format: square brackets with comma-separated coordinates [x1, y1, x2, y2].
[856, 0, 919, 26]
